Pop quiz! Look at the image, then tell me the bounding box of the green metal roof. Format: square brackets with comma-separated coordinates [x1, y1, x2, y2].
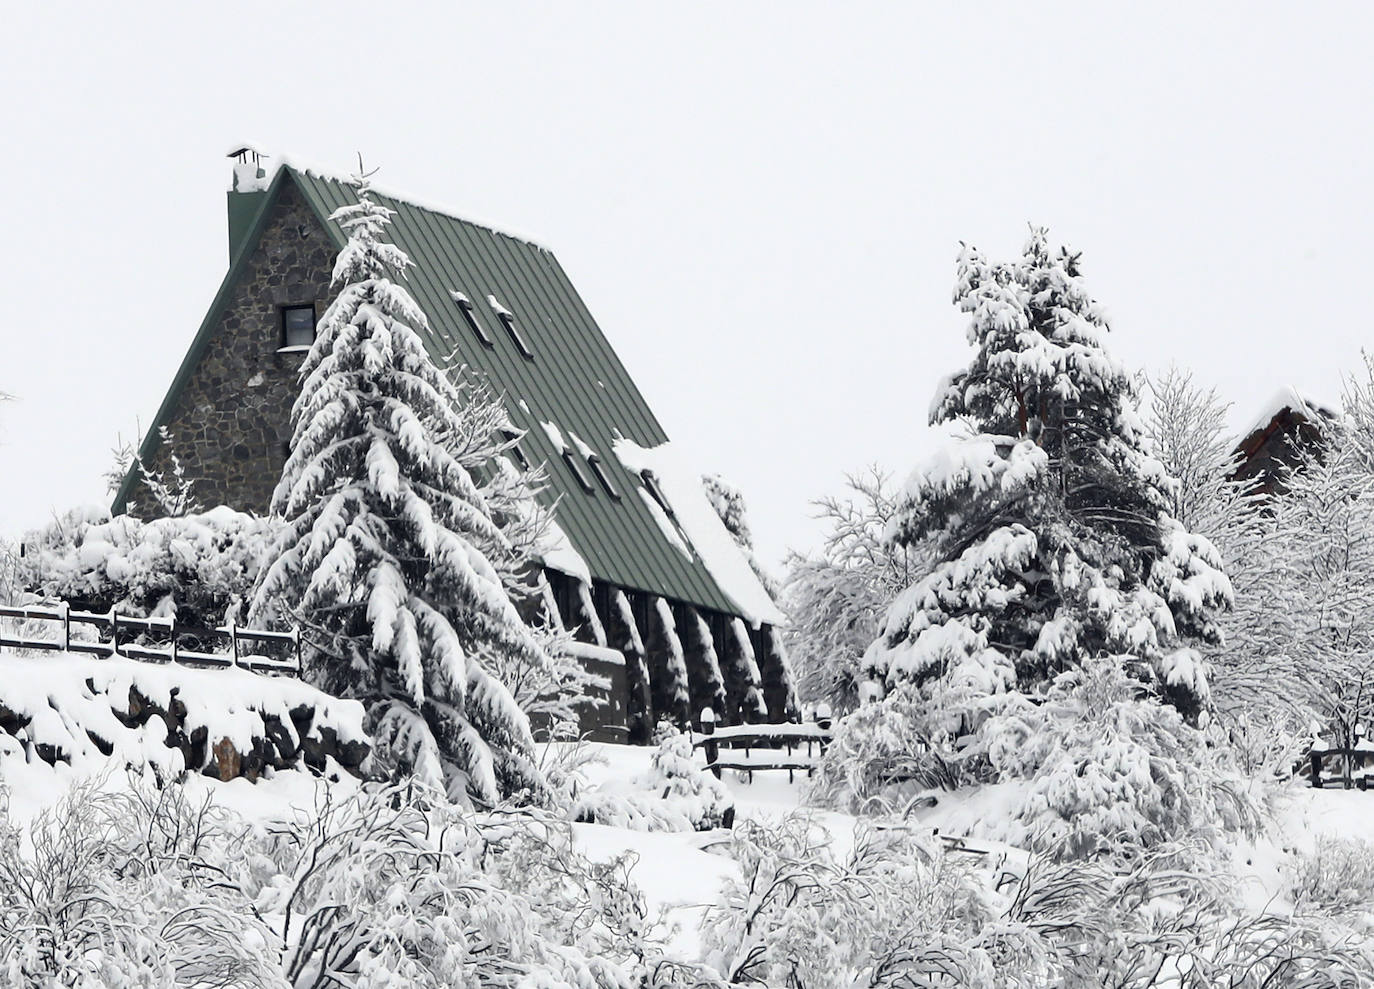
[122, 164, 748, 617]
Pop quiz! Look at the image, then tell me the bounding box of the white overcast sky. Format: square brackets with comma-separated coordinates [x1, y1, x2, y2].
[2, 3, 1371, 569]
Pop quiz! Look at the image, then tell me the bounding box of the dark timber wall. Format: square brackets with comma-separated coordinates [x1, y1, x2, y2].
[134, 182, 336, 516]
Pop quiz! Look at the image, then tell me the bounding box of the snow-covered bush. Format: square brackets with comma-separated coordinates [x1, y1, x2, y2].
[781, 468, 925, 717]
[703, 814, 1374, 987]
[1288, 837, 1374, 923]
[0, 776, 286, 988]
[572, 729, 733, 832]
[976, 658, 1259, 860]
[16, 504, 276, 626]
[241, 779, 720, 988]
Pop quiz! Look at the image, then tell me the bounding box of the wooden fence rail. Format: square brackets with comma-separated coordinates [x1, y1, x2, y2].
[0, 602, 301, 676]
[1304, 743, 1374, 791]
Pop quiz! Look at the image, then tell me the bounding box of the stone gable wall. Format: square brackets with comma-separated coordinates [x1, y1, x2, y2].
[135, 180, 336, 516]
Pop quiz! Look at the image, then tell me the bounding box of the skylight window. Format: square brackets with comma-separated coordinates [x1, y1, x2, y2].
[588, 455, 620, 499]
[563, 451, 596, 493]
[449, 291, 493, 347]
[500, 428, 530, 470]
[488, 295, 534, 359]
[641, 470, 674, 518]
[567, 430, 621, 500]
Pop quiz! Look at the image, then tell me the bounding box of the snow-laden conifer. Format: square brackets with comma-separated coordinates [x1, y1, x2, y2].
[721, 617, 767, 723]
[250, 171, 548, 806]
[679, 606, 728, 724]
[607, 589, 654, 744]
[866, 229, 1232, 727]
[645, 596, 691, 729]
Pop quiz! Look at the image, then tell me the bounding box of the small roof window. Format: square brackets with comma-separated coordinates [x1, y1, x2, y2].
[641, 470, 674, 517]
[563, 451, 596, 493]
[588, 456, 620, 499]
[450, 291, 494, 348]
[488, 295, 534, 359]
[500, 428, 531, 470]
[281, 304, 315, 350]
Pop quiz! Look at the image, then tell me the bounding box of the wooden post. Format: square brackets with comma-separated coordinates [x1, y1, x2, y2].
[1310, 750, 1323, 789]
[701, 707, 720, 780]
[228, 620, 240, 667]
[109, 610, 120, 659]
[61, 601, 70, 653]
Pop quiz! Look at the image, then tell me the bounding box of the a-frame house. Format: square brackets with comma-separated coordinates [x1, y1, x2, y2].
[114, 150, 795, 741]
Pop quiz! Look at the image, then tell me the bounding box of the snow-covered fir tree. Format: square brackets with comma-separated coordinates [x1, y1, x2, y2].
[678, 606, 728, 724]
[645, 596, 691, 729]
[251, 171, 550, 806]
[866, 229, 1232, 731]
[607, 589, 654, 744]
[721, 617, 767, 723]
[757, 626, 800, 723]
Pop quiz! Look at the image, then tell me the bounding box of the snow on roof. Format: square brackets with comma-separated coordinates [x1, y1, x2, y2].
[540, 420, 569, 455]
[566, 430, 597, 461]
[539, 515, 592, 585]
[637, 487, 694, 562]
[1241, 386, 1337, 441]
[613, 437, 785, 626]
[487, 294, 513, 317]
[492, 457, 590, 584]
[227, 145, 551, 250]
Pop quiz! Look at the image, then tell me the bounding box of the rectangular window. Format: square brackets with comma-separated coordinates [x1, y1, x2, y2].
[450, 291, 494, 347]
[587, 454, 621, 499]
[641, 470, 674, 517]
[488, 295, 534, 359]
[281, 304, 316, 349]
[563, 451, 596, 493]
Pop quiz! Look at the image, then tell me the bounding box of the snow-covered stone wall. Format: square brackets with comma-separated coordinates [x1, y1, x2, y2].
[0, 653, 369, 783]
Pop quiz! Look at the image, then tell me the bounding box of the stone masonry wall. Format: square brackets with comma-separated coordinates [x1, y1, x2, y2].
[135, 180, 336, 516]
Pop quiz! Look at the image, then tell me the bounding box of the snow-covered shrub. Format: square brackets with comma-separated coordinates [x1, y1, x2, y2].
[1288, 837, 1374, 922]
[808, 682, 969, 814]
[484, 623, 609, 739]
[572, 729, 733, 832]
[975, 658, 1259, 860]
[704, 814, 1374, 987]
[0, 775, 286, 988]
[702, 814, 1050, 986]
[781, 468, 925, 717]
[241, 779, 719, 988]
[16, 504, 276, 627]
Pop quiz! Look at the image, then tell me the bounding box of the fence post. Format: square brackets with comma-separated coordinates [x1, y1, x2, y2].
[61, 601, 70, 653]
[228, 619, 240, 668]
[701, 707, 720, 779]
[1310, 750, 1322, 789]
[110, 610, 120, 659]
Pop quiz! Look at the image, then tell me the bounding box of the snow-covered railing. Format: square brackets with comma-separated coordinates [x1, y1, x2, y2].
[0, 602, 301, 676]
[1303, 738, 1374, 791]
[692, 706, 832, 782]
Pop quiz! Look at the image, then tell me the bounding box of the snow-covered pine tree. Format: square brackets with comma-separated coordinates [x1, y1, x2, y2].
[678, 606, 728, 725]
[250, 171, 549, 806]
[607, 589, 654, 744]
[758, 626, 800, 723]
[721, 617, 767, 723]
[644, 596, 691, 729]
[866, 229, 1231, 728]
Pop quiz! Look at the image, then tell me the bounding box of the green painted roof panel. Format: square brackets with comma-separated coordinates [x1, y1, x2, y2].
[286, 168, 739, 616]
